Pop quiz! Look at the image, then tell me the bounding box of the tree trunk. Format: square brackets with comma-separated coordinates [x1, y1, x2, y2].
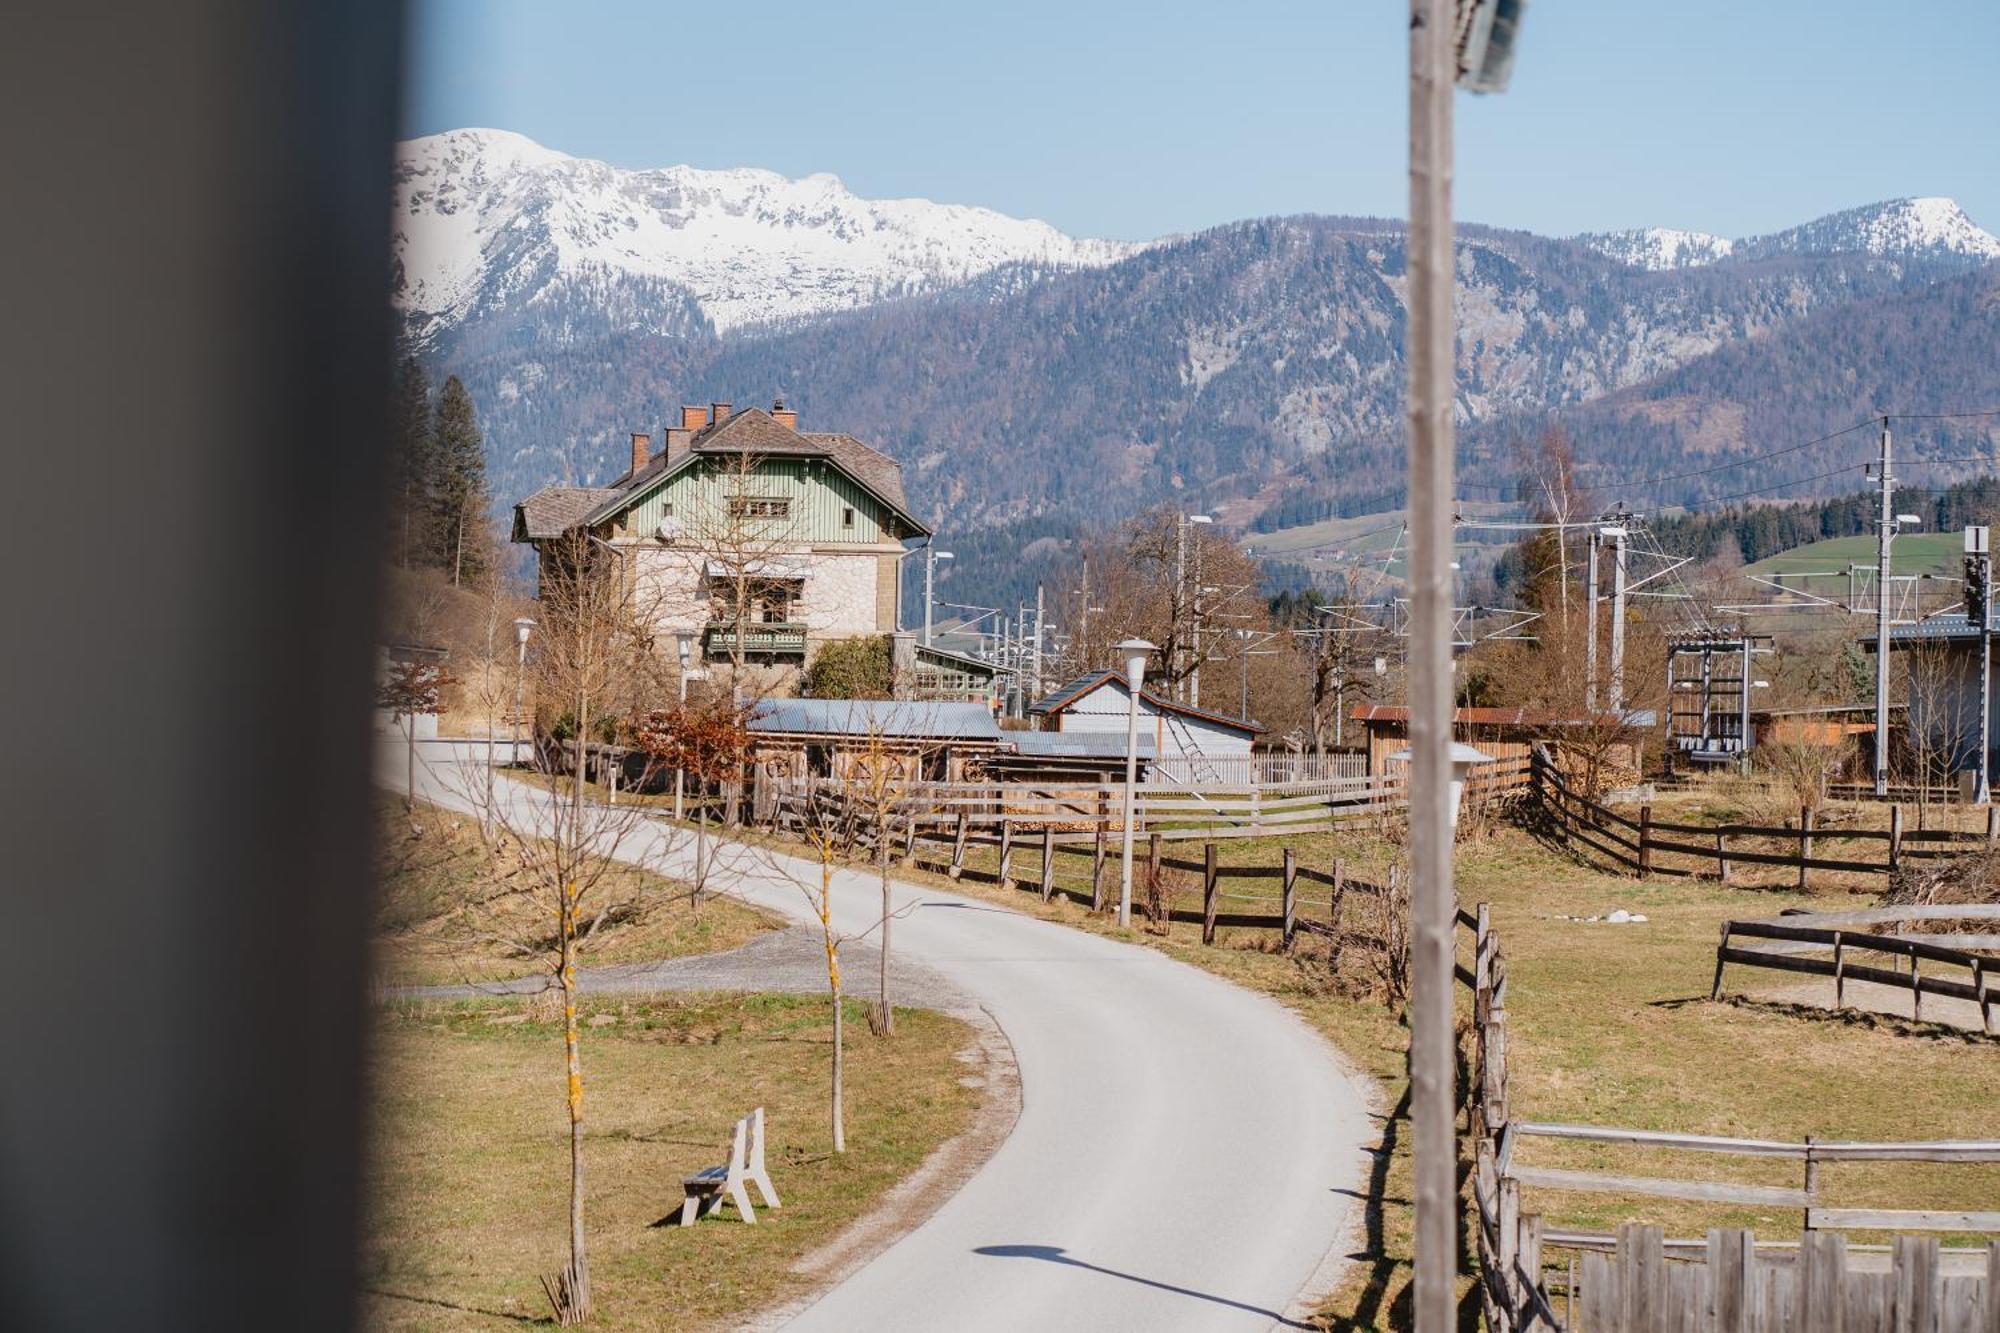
[830, 968, 846, 1153]
[877, 839, 895, 1037]
[558, 899, 591, 1320]
[404, 713, 416, 812]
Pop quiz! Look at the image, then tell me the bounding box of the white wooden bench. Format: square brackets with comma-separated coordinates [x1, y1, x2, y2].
[680, 1107, 781, 1226]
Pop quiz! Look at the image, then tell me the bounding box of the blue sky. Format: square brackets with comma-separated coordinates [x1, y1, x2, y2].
[406, 0, 2000, 242]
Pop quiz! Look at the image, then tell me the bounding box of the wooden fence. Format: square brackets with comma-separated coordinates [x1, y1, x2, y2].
[1464, 906, 2000, 1330]
[1711, 907, 2000, 1033]
[767, 751, 1532, 847]
[1534, 749, 2000, 889]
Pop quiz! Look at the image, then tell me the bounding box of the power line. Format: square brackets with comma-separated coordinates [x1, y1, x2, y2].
[1591, 417, 1878, 496]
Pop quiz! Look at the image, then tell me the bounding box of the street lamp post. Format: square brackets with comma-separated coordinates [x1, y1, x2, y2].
[673, 629, 699, 820]
[510, 617, 535, 766]
[1115, 638, 1156, 929]
[923, 544, 954, 647]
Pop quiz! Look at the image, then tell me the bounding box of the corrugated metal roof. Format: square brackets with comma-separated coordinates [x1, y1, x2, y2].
[749, 699, 1002, 740]
[1878, 614, 1994, 643]
[1007, 730, 1158, 759]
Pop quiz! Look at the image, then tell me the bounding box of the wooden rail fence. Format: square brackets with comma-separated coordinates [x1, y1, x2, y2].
[1711, 907, 2000, 1033]
[1464, 906, 2000, 1330]
[1534, 749, 2000, 889]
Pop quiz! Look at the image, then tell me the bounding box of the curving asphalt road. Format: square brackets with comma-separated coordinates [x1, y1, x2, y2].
[384, 740, 1373, 1331]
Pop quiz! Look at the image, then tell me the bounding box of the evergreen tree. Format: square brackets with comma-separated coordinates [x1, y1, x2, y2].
[430, 375, 489, 585]
[390, 358, 435, 568]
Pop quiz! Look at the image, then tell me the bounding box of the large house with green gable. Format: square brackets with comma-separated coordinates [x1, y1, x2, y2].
[512, 399, 930, 693]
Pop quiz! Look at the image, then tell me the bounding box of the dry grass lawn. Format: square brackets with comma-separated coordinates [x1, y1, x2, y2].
[360, 993, 984, 1331]
[373, 797, 777, 988]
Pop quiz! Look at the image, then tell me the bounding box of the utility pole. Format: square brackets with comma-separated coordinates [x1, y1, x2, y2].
[1173, 517, 1188, 701]
[1404, 3, 1457, 1329]
[1402, 6, 1524, 1329]
[1968, 526, 1992, 803]
[1189, 528, 1204, 709]
[1077, 556, 1091, 670]
[922, 543, 953, 647]
[1584, 531, 1600, 711]
[1031, 582, 1046, 701]
[1608, 526, 1629, 712]
[1874, 418, 1894, 796]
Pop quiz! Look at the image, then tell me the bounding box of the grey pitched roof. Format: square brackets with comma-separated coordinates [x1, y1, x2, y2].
[1007, 730, 1157, 759]
[536, 407, 925, 538]
[802, 432, 911, 512]
[915, 642, 1000, 676]
[748, 698, 1003, 740]
[515, 486, 616, 540]
[1029, 669, 1265, 735]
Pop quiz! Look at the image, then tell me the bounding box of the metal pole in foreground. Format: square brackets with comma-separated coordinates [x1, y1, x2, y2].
[1406, 2, 1457, 1329]
[1584, 533, 1600, 712]
[1874, 418, 1895, 796]
[1115, 638, 1155, 928]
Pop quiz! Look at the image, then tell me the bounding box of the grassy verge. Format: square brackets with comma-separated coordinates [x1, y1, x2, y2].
[361, 992, 985, 1331]
[746, 811, 1999, 1328]
[373, 796, 778, 988]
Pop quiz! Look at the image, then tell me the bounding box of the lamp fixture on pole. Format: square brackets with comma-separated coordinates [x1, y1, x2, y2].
[1114, 637, 1156, 929]
[510, 617, 536, 765]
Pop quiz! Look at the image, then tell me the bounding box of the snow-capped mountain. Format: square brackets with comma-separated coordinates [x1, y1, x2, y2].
[1574, 227, 1735, 271]
[1579, 197, 1999, 271]
[1735, 197, 2000, 264]
[393, 129, 1144, 344]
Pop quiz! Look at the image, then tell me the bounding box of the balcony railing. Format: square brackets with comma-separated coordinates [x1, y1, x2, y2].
[704, 620, 807, 657]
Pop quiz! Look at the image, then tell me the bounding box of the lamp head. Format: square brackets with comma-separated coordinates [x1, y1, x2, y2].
[1114, 637, 1156, 690]
[513, 617, 536, 647]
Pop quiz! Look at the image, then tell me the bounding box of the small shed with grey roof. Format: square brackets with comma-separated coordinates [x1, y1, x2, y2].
[1029, 669, 1263, 769]
[748, 698, 1005, 784]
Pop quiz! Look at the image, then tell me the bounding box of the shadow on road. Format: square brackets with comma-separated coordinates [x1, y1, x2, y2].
[972, 1244, 1316, 1328]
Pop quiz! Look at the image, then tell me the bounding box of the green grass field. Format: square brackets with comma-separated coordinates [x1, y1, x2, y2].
[1743, 531, 1962, 582]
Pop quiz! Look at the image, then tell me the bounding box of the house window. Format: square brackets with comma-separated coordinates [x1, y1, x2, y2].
[842, 507, 855, 529]
[663, 502, 674, 517]
[728, 496, 791, 519]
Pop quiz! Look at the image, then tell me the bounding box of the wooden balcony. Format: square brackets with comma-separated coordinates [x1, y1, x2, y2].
[704, 620, 807, 658]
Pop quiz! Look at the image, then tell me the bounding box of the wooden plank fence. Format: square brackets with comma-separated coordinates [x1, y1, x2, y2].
[766, 751, 1532, 847]
[1534, 748, 2000, 889]
[1464, 906, 2000, 1330]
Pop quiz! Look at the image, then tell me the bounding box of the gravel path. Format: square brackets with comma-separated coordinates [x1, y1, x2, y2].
[392, 921, 972, 1010]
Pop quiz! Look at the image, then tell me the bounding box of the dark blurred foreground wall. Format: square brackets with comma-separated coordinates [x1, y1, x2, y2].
[0, 5, 402, 1328]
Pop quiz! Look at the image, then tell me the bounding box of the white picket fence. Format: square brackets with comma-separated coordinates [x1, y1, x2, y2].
[1147, 751, 1368, 789]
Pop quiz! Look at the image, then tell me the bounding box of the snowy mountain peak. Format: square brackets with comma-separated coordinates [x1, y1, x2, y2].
[1740, 196, 2000, 263]
[1578, 197, 2000, 271]
[1575, 227, 1735, 271]
[393, 130, 1146, 342]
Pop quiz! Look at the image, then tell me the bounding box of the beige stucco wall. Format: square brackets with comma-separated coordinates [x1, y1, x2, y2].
[798, 550, 882, 637]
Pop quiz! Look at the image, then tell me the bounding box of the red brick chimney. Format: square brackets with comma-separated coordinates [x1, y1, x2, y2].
[629, 431, 651, 474]
[680, 404, 708, 432]
[771, 396, 798, 431]
[710, 401, 732, 426]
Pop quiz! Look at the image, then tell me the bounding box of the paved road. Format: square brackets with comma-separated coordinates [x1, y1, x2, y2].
[384, 742, 1373, 1331]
